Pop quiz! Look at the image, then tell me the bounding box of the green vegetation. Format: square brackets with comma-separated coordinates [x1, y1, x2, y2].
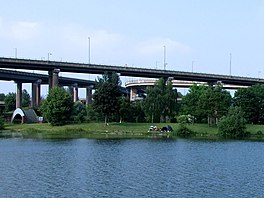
[40, 87, 73, 126]
[2, 122, 264, 140]
[4, 92, 16, 112]
[3, 75, 264, 140]
[0, 116, 4, 130]
[175, 115, 195, 137]
[218, 107, 247, 138]
[143, 78, 178, 123]
[93, 72, 122, 124]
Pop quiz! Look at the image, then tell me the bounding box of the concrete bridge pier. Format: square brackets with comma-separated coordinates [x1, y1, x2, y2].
[86, 86, 92, 106]
[73, 83, 78, 102]
[130, 87, 137, 101]
[48, 69, 60, 90]
[16, 82, 22, 109]
[31, 79, 42, 108]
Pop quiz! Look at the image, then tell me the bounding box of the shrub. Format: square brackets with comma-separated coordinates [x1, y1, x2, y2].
[218, 106, 247, 138]
[176, 115, 195, 137]
[40, 87, 73, 126]
[72, 102, 87, 123]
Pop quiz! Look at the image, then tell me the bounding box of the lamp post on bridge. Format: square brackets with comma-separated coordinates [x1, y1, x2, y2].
[163, 45, 167, 70]
[88, 37, 91, 64]
[48, 53, 52, 61]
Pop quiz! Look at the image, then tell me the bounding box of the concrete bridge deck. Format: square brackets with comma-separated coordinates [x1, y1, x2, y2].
[0, 57, 263, 86]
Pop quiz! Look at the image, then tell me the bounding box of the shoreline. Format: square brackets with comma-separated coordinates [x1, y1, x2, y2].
[1, 122, 264, 141]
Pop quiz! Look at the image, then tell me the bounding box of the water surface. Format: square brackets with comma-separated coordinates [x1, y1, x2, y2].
[0, 138, 263, 197]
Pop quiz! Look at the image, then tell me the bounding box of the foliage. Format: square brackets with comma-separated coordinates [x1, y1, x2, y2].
[181, 84, 208, 122]
[0, 93, 5, 101]
[218, 106, 247, 138]
[22, 89, 31, 108]
[182, 84, 231, 126]
[199, 84, 232, 126]
[129, 101, 146, 122]
[40, 87, 73, 126]
[72, 102, 87, 123]
[0, 116, 4, 130]
[4, 93, 16, 112]
[86, 104, 102, 122]
[176, 115, 194, 137]
[143, 78, 178, 123]
[119, 96, 131, 123]
[93, 72, 121, 124]
[233, 85, 264, 124]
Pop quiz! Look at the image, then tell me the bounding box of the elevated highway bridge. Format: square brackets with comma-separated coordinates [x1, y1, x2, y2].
[0, 57, 264, 86]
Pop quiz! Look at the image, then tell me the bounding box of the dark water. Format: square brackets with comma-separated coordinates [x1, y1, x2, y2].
[0, 138, 264, 197]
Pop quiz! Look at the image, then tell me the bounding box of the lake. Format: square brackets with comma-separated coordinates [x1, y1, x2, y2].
[0, 137, 263, 197]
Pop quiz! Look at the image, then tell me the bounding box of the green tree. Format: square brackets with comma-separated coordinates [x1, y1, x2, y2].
[93, 72, 121, 124]
[218, 106, 247, 138]
[234, 85, 264, 124]
[130, 101, 145, 122]
[72, 101, 87, 123]
[119, 96, 131, 123]
[181, 84, 208, 123]
[143, 78, 178, 123]
[40, 87, 73, 126]
[199, 84, 232, 126]
[0, 93, 5, 101]
[4, 93, 16, 112]
[22, 89, 30, 108]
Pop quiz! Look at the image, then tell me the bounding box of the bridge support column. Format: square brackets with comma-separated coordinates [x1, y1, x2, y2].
[52, 69, 60, 88]
[73, 84, 78, 102]
[48, 69, 60, 90]
[86, 86, 92, 106]
[130, 88, 137, 101]
[36, 82, 41, 107]
[16, 82, 22, 109]
[31, 79, 42, 108]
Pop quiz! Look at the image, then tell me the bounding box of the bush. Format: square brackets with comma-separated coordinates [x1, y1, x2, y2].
[40, 87, 73, 126]
[218, 106, 247, 138]
[72, 102, 87, 123]
[176, 115, 195, 137]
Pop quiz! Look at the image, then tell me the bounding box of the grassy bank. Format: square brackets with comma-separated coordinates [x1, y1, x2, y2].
[1, 122, 264, 140]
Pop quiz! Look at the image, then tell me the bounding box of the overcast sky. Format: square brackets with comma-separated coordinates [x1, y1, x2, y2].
[1, 0, 264, 96]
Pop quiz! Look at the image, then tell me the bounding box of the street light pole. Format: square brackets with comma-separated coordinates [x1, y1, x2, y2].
[88, 37, 91, 64]
[163, 45, 166, 70]
[229, 53, 232, 76]
[48, 53, 52, 61]
[192, 61, 195, 72]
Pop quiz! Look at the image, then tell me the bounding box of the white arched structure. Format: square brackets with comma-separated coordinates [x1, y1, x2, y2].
[11, 108, 25, 123]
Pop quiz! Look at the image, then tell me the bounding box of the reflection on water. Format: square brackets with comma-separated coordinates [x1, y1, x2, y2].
[0, 138, 263, 197]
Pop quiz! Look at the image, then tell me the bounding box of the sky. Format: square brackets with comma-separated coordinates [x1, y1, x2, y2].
[1, 0, 264, 96]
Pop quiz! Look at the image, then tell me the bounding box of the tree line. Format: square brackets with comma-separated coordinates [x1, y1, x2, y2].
[2, 72, 264, 137]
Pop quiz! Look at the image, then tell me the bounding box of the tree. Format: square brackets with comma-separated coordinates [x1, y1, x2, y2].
[119, 96, 131, 123]
[218, 106, 247, 138]
[40, 87, 73, 126]
[72, 101, 87, 123]
[4, 93, 16, 112]
[93, 72, 121, 124]
[199, 84, 232, 126]
[233, 85, 264, 124]
[0, 93, 5, 101]
[22, 89, 30, 108]
[143, 78, 178, 123]
[181, 84, 208, 123]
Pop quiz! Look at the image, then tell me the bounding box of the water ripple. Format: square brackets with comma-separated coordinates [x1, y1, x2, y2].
[0, 139, 264, 197]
